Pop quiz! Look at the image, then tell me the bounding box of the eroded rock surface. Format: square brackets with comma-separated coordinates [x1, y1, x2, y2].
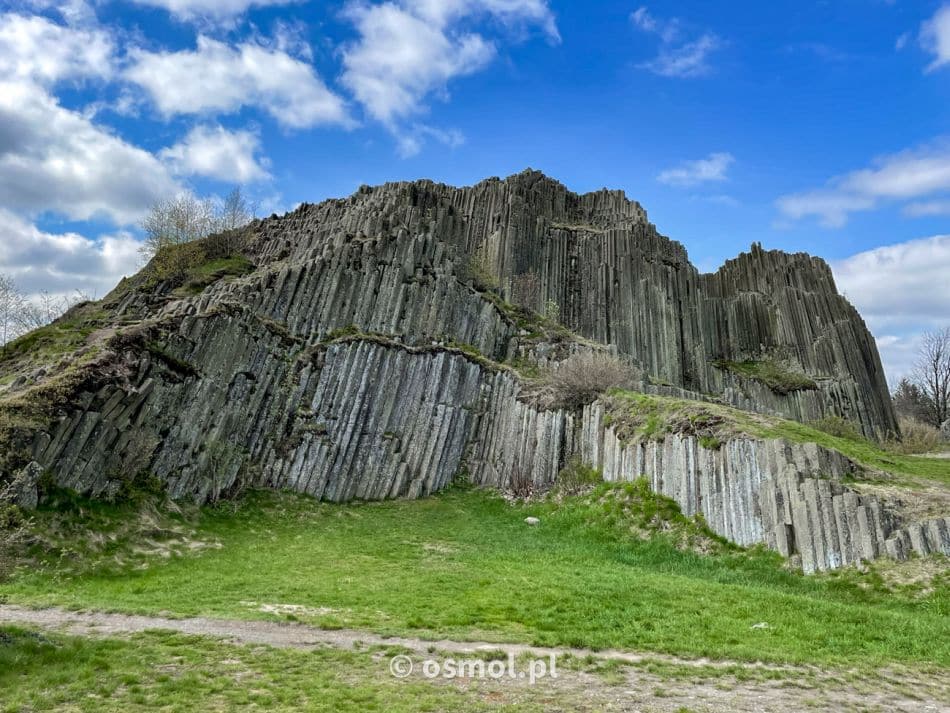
[0, 170, 930, 571]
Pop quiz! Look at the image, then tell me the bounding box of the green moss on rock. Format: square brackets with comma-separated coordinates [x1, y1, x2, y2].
[713, 358, 818, 395]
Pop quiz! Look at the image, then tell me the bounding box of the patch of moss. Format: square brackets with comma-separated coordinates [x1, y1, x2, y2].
[603, 390, 729, 444]
[146, 341, 199, 378]
[177, 255, 254, 295]
[713, 359, 818, 395]
[325, 324, 362, 341]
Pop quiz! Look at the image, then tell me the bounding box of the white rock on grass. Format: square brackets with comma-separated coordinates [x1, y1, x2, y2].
[525, 517, 540, 526]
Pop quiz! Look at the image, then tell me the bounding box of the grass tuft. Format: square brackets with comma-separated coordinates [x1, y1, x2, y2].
[713, 359, 818, 394]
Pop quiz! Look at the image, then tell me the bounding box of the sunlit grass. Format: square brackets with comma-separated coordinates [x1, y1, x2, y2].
[3, 487, 947, 668]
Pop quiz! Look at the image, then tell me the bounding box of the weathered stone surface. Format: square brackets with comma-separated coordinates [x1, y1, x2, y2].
[574, 402, 948, 572]
[0, 170, 924, 573]
[139, 170, 894, 438]
[0, 461, 42, 510]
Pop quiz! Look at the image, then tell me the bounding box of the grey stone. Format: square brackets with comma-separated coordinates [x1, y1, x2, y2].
[0, 170, 923, 573]
[0, 461, 43, 510]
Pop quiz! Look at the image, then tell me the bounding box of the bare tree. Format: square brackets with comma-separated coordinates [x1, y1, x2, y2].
[526, 352, 642, 410]
[911, 327, 950, 428]
[218, 187, 256, 232]
[140, 194, 217, 261]
[140, 189, 256, 262]
[0, 273, 23, 347]
[18, 289, 92, 333]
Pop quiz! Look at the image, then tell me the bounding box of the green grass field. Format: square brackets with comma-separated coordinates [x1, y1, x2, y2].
[0, 626, 519, 713]
[2, 485, 947, 670]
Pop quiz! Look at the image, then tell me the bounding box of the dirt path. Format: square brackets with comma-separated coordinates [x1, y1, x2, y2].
[0, 603, 782, 669]
[2, 604, 948, 712]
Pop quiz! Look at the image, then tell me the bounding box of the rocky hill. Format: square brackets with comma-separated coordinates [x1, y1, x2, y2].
[2, 170, 945, 573]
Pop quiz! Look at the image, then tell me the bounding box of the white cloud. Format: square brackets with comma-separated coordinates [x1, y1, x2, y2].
[921, 3, 950, 72]
[630, 6, 721, 78]
[0, 79, 180, 225]
[657, 152, 733, 187]
[22, 0, 96, 26]
[0, 12, 113, 85]
[904, 199, 950, 217]
[340, 0, 557, 154]
[160, 125, 270, 183]
[0, 13, 177, 225]
[832, 235, 950, 381]
[128, 0, 299, 23]
[777, 141, 950, 227]
[0, 209, 141, 299]
[126, 36, 351, 129]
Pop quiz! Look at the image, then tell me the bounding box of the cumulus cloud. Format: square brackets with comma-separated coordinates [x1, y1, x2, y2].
[657, 152, 733, 187]
[832, 235, 950, 382]
[128, 0, 300, 23]
[340, 0, 557, 154]
[0, 80, 180, 225]
[160, 125, 270, 183]
[776, 141, 950, 227]
[630, 6, 722, 78]
[921, 3, 950, 72]
[0, 209, 141, 299]
[0, 12, 113, 84]
[126, 36, 351, 129]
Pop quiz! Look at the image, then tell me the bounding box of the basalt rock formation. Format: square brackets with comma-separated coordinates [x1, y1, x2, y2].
[1, 170, 941, 573]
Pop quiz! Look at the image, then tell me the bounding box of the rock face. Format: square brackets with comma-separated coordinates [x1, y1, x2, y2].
[217, 172, 894, 438]
[0, 462, 42, 510]
[941, 419, 950, 444]
[0, 169, 923, 572]
[577, 403, 948, 573]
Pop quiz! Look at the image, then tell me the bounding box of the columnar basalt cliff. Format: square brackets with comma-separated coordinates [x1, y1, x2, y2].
[1, 170, 937, 573]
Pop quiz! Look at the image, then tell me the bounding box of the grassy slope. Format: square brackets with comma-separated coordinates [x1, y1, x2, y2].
[0, 627, 510, 713]
[605, 390, 950, 486]
[2, 488, 947, 669]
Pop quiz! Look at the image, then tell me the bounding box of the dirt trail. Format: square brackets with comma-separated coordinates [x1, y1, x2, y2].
[0, 603, 775, 668]
[2, 604, 948, 712]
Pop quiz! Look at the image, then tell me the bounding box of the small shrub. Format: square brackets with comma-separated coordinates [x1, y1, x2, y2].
[556, 457, 603, 494]
[0, 503, 24, 530]
[509, 272, 541, 310]
[542, 299, 561, 323]
[507, 464, 534, 499]
[150, 242, 207, 283]
[112, 471, 166, 505]
[464, 245, 499, 291]
[698, 435, 722, 450]
[531, 352, 641, 411]
[887, 416, 942, 455]
[812, 415, 863, 441]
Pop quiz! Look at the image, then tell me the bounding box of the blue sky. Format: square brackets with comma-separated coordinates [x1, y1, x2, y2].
[1, 0, 948, 383]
